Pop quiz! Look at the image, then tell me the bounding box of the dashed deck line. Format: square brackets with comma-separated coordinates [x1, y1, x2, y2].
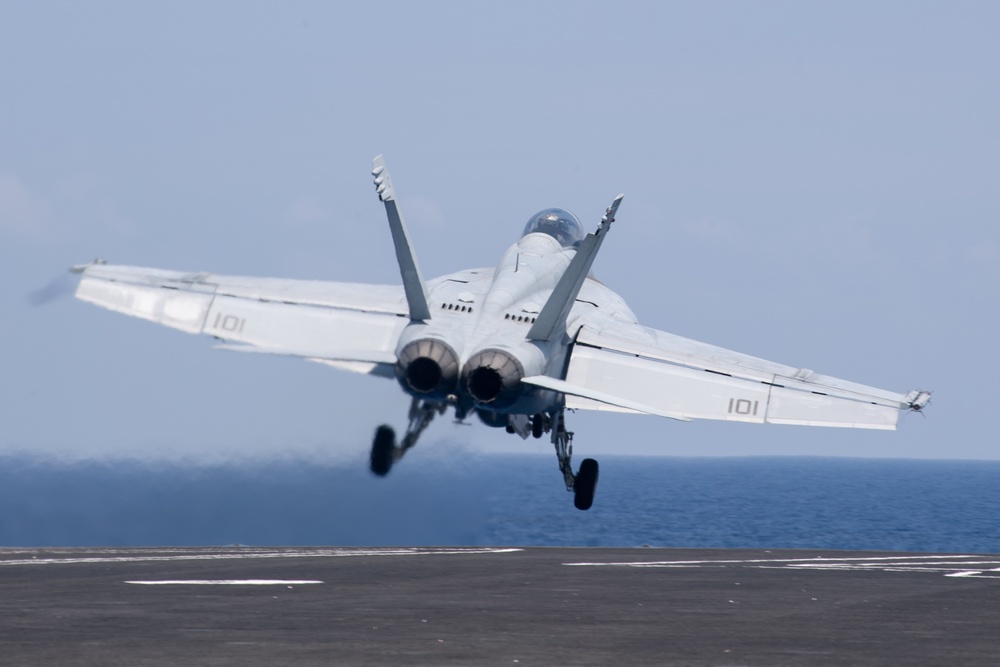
[564, 554, 1000, 579]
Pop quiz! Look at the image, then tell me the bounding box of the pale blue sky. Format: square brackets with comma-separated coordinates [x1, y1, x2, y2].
[2, 1, 997, 462]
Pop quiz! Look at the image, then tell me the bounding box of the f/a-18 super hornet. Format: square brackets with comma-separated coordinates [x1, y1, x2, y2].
[72, 156, 931, 509]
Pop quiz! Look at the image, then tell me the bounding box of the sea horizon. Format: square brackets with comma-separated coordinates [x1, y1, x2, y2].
[1, 453, 997, 553]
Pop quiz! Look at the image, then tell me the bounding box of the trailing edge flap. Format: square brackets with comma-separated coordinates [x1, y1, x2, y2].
[372, 155, 432, 322]
[214, 343, 397, 365]
[521, 374, 692, 422]
[527, 194, 623, 341]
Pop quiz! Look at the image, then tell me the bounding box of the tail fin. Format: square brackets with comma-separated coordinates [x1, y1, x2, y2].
[527, 194, 623, 341]
[372, 155, 432, 322]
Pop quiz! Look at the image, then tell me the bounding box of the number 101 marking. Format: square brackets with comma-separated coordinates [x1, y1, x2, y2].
[728, 398, 759, 416]
[213, 312, 246, 333]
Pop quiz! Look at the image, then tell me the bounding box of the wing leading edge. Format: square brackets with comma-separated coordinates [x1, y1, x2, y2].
[73, 262, 409, 377]
[560, 320, 930, 430]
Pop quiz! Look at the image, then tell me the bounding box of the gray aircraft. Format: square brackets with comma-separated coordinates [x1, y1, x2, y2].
[72, 156, 931, 509]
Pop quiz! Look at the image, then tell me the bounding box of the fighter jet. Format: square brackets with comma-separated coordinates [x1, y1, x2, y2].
[72, 156, 931, 510]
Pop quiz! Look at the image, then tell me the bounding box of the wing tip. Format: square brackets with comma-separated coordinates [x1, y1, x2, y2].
[70, 258, 107, 274]
[906, 389, 932, 412]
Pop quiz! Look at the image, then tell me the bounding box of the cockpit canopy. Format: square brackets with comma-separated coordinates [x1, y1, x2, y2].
[521, 208, 585, 248]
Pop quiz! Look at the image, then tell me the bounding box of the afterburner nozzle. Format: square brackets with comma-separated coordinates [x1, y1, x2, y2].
[396, 338, 459, 399]
[462, 348, 524, 408]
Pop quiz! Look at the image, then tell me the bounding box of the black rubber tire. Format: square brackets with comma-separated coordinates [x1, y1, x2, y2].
[573, 458, 599, 510]
[369, 425, 396, 477]
[532, 414, 544, 439]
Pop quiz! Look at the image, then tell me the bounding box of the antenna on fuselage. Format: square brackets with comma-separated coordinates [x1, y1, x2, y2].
[372, 155, 432, 322]
[527, 194, 624, 342]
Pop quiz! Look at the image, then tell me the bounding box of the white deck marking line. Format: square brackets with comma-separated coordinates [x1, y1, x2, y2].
[0, 547, 522, 567]
[126, 580, 323, 585]
[565, 555, 983, 567]
[946, 567, 1000, 578]
[781, 561, 1000, 570]
[564, 555, 1000, 579]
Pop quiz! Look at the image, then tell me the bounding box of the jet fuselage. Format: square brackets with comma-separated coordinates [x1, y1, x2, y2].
[393, 230, 637, 421]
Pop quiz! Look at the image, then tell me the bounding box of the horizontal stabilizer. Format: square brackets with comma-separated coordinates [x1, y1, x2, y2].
[521, 374, 692, 422]
[214, 343, 397, 365]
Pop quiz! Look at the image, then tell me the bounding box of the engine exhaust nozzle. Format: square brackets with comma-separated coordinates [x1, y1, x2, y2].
[396, 338, 459, 398]
[462, 348, 524, 407]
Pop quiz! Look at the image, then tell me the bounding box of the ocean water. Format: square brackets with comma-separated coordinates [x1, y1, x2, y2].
[1, 454, 998, 553]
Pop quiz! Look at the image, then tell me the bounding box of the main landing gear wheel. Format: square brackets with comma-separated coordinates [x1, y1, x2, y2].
[369, 425, 396, 476]
[369, 399, 445, 477]
[573, 458, 599, 511]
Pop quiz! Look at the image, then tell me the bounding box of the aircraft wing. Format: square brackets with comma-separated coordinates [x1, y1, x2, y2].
[556, 319, 930, 429]
[72, 262, 409, 377]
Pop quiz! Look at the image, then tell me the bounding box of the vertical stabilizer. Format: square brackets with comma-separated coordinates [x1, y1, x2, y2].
[527, 194, 623, 341]
[372, 155, 432, 322]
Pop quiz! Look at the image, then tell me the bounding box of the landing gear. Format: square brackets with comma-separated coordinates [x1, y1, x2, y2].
[552, 410, 576, 491]
[369, 400, 600, 510]
[531, 414, 545, 439]
[551, 409, 600, 511]
[574, 458, 599, 510]
[369, 425, 395, 476]
[368, 398, 444, 476]
[400, 398, 443, 451]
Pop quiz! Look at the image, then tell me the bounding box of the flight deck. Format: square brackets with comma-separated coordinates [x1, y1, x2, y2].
[0, 546, 997, 665]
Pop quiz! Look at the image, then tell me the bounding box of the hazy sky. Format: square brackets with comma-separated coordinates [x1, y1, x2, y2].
[2, 1, 997, 464]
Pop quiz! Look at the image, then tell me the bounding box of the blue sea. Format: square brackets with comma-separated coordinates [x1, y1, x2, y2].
[2, 455, 998, 553]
